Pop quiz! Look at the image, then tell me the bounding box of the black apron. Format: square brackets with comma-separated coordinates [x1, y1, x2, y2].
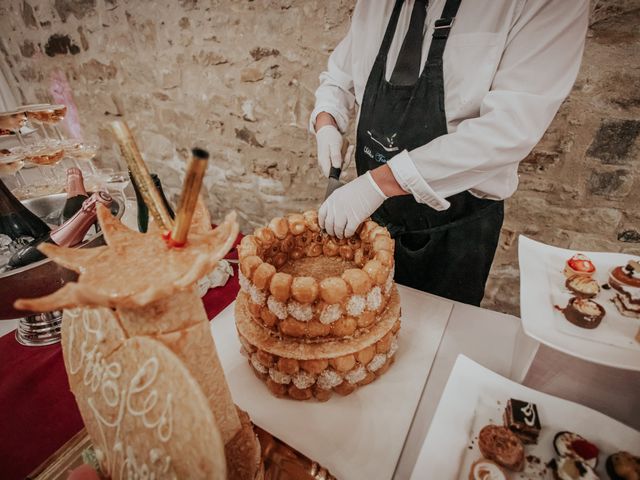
[356, 0, 504, 306]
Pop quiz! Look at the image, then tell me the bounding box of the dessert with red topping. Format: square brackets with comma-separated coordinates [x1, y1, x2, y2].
[609, 260, 640, 319]
[553, 431, 599, 468]
[564, 254, 596, 279]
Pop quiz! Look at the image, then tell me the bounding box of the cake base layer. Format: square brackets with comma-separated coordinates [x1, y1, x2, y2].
[235, 287, 401, 401]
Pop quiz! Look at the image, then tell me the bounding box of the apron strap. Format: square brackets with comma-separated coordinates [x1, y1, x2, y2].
[375, 0, 406, 67]
[426, 0, 462, 66]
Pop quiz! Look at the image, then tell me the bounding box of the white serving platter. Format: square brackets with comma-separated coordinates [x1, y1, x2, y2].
[519, 235, 640, 371]
[211, 285, 453, 480]
[410, 354, 640, 479]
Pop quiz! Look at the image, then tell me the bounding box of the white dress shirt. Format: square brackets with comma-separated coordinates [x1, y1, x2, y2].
[311, 0, 589, 210]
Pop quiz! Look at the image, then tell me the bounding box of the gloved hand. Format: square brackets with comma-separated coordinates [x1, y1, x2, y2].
[315, 124, 344, 177]
[319, 171, 387, 239]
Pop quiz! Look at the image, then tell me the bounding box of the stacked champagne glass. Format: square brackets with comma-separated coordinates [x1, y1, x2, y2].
[0, 104, 99, 199]
[0, 104, 121, 346]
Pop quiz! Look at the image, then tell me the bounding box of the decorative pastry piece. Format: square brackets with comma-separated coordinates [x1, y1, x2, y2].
[478, 425, 525, 472]
[503, 398, 541, 444]
[468, 458, 506, 480]
[566, 275, 600, 298]
[15, 204, 264, 479]
[606, 451, 640, 480]
[609, 261, 640, 319]
[564, 254, 596, 278]
[553, 431, 599, 468]
[235, 212, 400, 400]
[561, 297, 605, 329]
[552, 456, 600, 480]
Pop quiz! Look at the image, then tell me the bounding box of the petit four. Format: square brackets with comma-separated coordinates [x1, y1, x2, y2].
[606, 451, 640, 480]
[609, 261, 640, 319]
[503, 398, 541, 444]
[552, 456, 600, 480]
[478, 425, 525, 472]
[566, 275, 600, 298]
[553, 431, 599, 468]
[561, 297, 605, 329]
[565, 254, 596, 278]
[468, 458, 506, 480]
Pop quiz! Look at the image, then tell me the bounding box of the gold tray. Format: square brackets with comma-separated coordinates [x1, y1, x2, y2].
[28, 426, 336, 480]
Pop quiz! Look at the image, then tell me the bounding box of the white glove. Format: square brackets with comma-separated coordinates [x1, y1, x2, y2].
[319, 171, 387, 239]
[315, 125, 344, 177]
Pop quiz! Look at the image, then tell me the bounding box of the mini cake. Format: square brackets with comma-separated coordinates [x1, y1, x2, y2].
[503, 398, 541, 444]
[564, 254, 596, 279]
[606, 451, 640, 480]
[478, 425, 525, 472]
[566, 275, 600, 298]
[553, 432, 599, 468]
[561, 297, 605, 329]
[468, 458, 506, 480]
[235, 212, 400, 401]
[552, 457, 600, 480]
[609, 261, 640, 319]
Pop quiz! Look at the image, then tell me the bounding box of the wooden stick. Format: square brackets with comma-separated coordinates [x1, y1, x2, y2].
[109, 121, 174, 231]
[168, 148, 209, 247]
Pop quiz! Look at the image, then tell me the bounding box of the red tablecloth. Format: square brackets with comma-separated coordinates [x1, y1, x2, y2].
[0, 240, 241, 480]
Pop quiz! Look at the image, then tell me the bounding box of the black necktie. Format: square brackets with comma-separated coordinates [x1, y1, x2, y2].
[389, 0, 428, 86]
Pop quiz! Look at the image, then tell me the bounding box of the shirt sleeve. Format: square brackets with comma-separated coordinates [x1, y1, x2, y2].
[387, 0, 590, 210]
[309, 17, 356, 134]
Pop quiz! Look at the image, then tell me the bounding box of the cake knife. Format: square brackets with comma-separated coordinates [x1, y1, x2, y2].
[323, 140, 353, 200]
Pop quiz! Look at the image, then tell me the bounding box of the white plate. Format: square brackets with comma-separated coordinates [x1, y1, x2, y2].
[519, 235, 640, 371]
[211, 285, 452, 480]
[410, 355, 640, 479]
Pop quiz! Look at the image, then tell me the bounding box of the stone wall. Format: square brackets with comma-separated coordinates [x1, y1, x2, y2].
[0, 0, 638, 315]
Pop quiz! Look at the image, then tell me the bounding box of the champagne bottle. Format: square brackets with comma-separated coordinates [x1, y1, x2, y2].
[61, 167, 89, 222]
[0, 178, 51, 241]
[7, 191, 112, 269]
[130, 172, 175, 233]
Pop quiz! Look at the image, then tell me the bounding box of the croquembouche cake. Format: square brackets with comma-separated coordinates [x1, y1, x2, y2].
[235, 211, 401, 401]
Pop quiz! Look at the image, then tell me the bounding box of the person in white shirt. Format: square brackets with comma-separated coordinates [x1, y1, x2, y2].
[312, 0, 589, 305]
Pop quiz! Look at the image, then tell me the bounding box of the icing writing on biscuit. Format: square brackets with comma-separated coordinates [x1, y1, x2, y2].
[67, 309, 175, 478]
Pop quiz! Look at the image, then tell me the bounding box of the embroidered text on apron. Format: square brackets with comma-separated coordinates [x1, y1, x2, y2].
[355, 0, 504, 306]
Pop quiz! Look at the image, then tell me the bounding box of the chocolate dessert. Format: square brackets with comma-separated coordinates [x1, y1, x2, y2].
[478, 425, 525, 472]
[503, 398, 541, 444]
[561, 297, 605, 329]
[609, 261, 640, 319]
[553, 431, 599, 468]
[566, 275, 600, 298]
[606, 451, 640, 480]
